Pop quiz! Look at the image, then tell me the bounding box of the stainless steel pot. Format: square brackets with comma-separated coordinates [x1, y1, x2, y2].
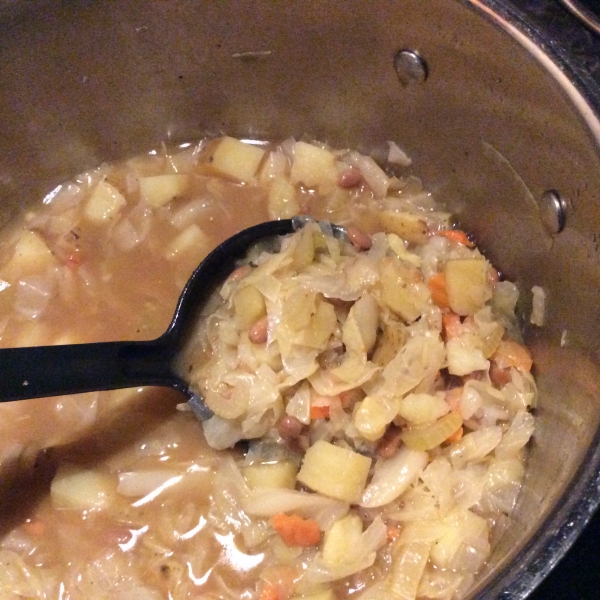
[1, 1, 600, 597]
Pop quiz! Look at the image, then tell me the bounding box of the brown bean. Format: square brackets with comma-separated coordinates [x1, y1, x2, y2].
[248, 316, 269, 344]
[338, 166, 362, 188]
[227, 265, 252, 283]
[338, 387, 365, 409]
[490, 362, 512, 387]
[376, 425, 403, 459]
[346, 224, 372, 251]
[278, 415, 304, 440]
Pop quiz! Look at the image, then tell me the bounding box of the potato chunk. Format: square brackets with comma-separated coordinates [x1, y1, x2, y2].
[84, 180, 126, 223]
[322, 513, 363, 565]
[242, 461, 298, 490]
[290, 141, 337, 191]
[4, 230, 57, 278]
[297, 440, 371, 503]
[379, 257, 429, 323]
[378, 211, 428, 244]
[139, 174, 189, 208]
[51, 465, 115, 510]
[268, 177, 300, 219]
[444, 258, 491, 315]
[211, 137, 265, 183]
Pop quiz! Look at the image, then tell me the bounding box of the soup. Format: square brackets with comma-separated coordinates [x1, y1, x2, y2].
[0, 137, 536, 600]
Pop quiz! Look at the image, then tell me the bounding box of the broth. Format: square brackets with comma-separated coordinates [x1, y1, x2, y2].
[0, 137, 536, 600]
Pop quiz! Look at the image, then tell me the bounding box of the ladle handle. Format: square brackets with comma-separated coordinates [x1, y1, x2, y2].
[0, 339, 185, 402]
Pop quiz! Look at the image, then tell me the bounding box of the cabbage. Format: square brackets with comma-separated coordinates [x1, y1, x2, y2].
[301, 517, 387, 584]
[361, 447, 429, 508]
[243, 489, 349, 530]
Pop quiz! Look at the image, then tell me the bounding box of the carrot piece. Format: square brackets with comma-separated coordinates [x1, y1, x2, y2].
[260, 582, 282, 600]
[436, 229, 474, 247]
[492, 340, 533, 372]
[442, 313, 462, 340]
[310, 405, 330, 420]
[427, 272, 450, 308]
[272, 513, 321, 547]
[387, 524, 402, 542]
[444, 387, 464, 411]
[445, 425, 464, 444]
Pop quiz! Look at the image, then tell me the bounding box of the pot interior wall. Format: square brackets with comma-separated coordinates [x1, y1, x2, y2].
[1, 0, 600, 596]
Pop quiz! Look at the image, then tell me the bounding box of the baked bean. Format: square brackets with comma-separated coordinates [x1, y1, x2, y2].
[346, 224, 372, 251]
[338, 166, 362, 188]
[278, 415, 304, 440]
[376, 425, 403, 458]
[248, 316, 269, 344]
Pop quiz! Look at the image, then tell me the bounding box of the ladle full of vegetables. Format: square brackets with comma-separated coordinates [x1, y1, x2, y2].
[0, 217, 346, 420]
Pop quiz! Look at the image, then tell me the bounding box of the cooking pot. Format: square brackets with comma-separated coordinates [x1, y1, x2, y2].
[1, 1, 600, 597]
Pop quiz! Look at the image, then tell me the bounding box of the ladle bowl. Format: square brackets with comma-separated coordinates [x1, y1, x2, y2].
[0, 218, 344, 415]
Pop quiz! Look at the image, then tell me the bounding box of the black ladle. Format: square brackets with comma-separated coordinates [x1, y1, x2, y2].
[0, 217, 346, 419]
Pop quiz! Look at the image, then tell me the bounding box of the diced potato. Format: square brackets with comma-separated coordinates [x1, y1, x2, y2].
[84, 180, 126, 223]
[290, 141, 338, 192]
[379, 258, 430, 323]
[444, 258, 491, 316]
[372, 320, 405, 367]
[3, 230, 57, 279]
[51, 464, 115, 510]
[378, 211, 428, 245]
[322, 513, 363, 565]
[297, 440, 372, 503]
[398, 393, 450, 425]
[210, 136, 265, 183]
[139, 174, 189, 208]
[268, 177, 300, 219]
[290, 591, 336, 600]
[233, 284, 266, 329]
[242, 461, 298, 490]
[354, 395, 401, 441]
[164, 224, 209, 261]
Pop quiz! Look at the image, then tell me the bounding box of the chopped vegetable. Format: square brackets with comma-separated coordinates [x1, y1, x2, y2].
[139, 174, 189, 207]
[297, 441, 371, 503]
[427, 272, 449, 309]
[272, 513, 321, 547]
[401, 412, 464, 452]
[243, 461, 299, 490]
[435, 229, 474, 247]
[211, 136, 265, 182]
[444, 258, 491, 316]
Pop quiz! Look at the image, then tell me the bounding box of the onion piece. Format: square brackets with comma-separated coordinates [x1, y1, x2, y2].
[243, 489, 349, 530]
[361, 447, 429, 508]
[387, 140, 412, 167]
[401, 412, 463, 452]
[346, 151, 390, 199]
